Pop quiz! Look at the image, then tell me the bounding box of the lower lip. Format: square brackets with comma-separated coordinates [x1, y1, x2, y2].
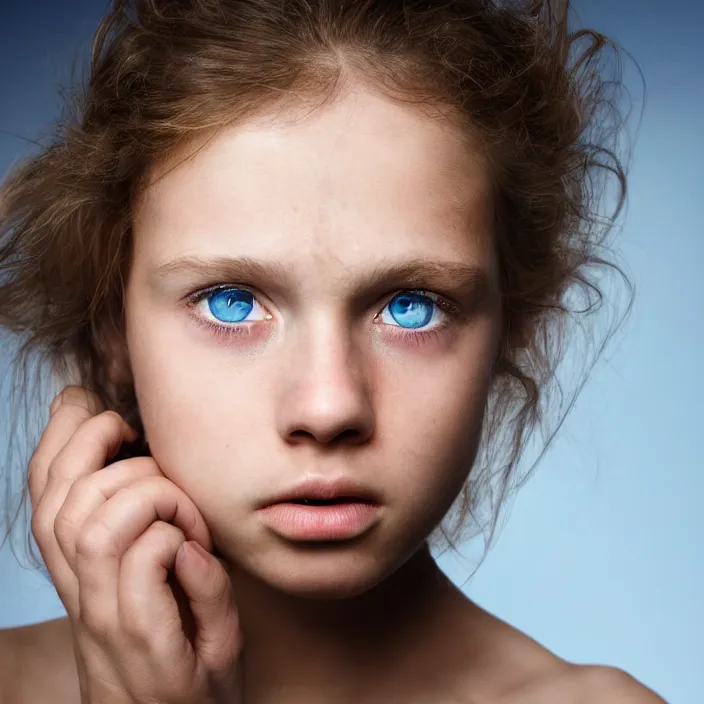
[257, 501, 380, 541]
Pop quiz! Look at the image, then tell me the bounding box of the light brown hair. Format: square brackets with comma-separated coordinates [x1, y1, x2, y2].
[0, 0, 636, 570]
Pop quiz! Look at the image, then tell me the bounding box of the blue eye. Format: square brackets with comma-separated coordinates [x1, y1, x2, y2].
[188, 286, 459, 340]
[191, 287, 269, 326]
[382, 292, 436, 329]
[206, 288, 255, 323]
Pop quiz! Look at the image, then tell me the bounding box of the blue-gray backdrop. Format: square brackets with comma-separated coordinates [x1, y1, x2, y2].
[1, 2, 701, 702]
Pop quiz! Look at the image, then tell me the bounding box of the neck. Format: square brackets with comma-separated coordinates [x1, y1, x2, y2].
[226, 542, 472, 704]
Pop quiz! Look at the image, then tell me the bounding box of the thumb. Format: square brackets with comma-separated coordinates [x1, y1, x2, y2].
[174, 540, 243, 672]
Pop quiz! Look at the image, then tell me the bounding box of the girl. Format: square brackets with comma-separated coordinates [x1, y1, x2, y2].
[0, 0, 665, 702]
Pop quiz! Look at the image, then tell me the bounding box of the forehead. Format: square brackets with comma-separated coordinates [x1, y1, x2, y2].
[133, 89, 493, 267]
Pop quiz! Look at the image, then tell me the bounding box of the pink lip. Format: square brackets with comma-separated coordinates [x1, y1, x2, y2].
[259, 476, 381, 508]
[257, 501, 381, 541]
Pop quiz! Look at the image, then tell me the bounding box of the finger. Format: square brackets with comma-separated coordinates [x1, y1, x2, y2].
[28, 386, 105, 509]
[174, 541, 242, 672]
[74, 476, 212, 632]
[29, 388, 136, 510]
[54, 457, 163, 573]
[118, 521, 190, 653]
[44, 410, 139, 501]
[50, 385, 105, 418]
[30, 411, 138, 611]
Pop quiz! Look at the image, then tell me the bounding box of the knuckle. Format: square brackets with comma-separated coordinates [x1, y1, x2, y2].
[144, 474, 171, 495]
[100, 409, 126, 429]
[52, 386, 103, 416]
[45, 454, 75, 486]
[63, 472, 92, 500]
[30, 512, 46, 546]
[125, 521, 184, 565]
[132, 456, 163, 477]
[134, 474, 170, 500]
[49, 392, 63, 416]
[88, 410, 132, 449]
[53, 507, 80, 545]
[75, 519, 119, 560]
[119, 608, 153, 642]
[145, 476, 203, 534]
[27, 453, 42, 479]
[79, 602, 114, 638]
[151, 520, 184, 541]
[27, 456, 43, 494]
[108, 455, 153, 478]
[76, 410, 119, 441]
[30, 505, 55, 544]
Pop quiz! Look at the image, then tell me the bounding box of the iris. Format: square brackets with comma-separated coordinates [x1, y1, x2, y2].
[387, 293, 433, 329]
[207, 289, 254, 324]
[206, 289, 435, 329]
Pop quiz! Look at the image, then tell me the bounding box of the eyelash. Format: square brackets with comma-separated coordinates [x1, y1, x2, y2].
[185, 284, 464, 346]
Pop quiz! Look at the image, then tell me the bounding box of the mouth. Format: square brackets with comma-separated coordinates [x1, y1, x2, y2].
[285, 497, 370, 506]
[260, 477, 382, 509]
[257, 497, 382, 541]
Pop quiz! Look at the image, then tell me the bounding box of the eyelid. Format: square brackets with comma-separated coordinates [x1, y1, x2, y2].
[186, 282, 259, 302]
[184, 283, 466, 337]
[186, 283, 461, 314]
[186, 283, 271, 323]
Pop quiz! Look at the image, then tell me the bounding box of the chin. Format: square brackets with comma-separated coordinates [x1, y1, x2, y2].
[237, 538, 396, 600]
[268, 574, 380, 600]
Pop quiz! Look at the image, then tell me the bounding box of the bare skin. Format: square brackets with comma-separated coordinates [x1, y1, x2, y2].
[0, 86, 668, 704]
[0, 610, 666, 703]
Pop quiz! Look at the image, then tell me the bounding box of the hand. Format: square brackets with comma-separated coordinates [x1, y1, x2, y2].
[28, 386, 243, 704]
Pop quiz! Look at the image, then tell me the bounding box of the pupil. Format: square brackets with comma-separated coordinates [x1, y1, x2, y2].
[209, 289, 253, 323]
[390, 293, 432, 328]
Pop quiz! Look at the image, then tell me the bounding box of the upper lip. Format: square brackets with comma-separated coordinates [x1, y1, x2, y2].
[259, 476, 381, 508]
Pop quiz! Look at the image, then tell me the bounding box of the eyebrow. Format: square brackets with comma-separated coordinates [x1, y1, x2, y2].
[152, 254, 492, 300]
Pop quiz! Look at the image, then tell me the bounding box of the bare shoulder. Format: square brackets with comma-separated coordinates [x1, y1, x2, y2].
[569, 665, 669, 703]
[498, 664, 669, 704]
[455, 600, 668, 704]
[0, 617, 79, 704]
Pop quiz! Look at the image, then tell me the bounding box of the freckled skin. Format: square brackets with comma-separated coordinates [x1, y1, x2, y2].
[127, 87, 502, 604]
[125, 86, 508, 701]
[0, 87, 663, 703]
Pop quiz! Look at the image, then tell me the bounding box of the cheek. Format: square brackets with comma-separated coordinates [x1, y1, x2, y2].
[125, 310, 269, 513]
[380, 346, 493, 501]
[124, 286, 497, 520]
[126, 308, 216, 466]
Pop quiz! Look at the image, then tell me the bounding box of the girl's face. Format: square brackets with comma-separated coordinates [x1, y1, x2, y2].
[125, 88, 502, 598]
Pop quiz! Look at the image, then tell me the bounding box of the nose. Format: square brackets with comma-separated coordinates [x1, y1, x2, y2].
[276, 325, 375, 447]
